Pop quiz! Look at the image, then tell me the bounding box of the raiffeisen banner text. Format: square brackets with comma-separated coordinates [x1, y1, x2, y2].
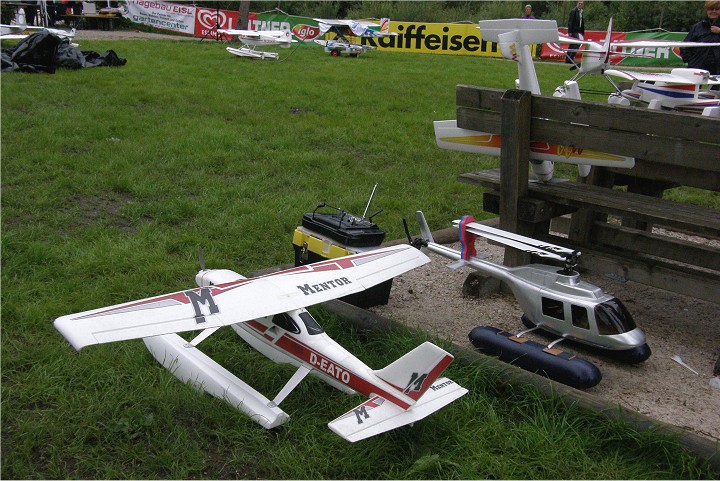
[361, 21, 501, 57]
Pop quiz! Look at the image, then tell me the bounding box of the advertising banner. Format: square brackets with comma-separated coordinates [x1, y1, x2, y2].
[363, 21, 501, 57]
[622, 31, 687, 67]
[251, 12, 321, 41]
[124, 0, 196, 35]
[194, 7, 238, 40]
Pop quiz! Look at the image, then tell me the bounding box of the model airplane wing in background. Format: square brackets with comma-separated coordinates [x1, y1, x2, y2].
[313, 18, 395, 56]
[0, 24, 75, 42]
[315, 18, 396, 38]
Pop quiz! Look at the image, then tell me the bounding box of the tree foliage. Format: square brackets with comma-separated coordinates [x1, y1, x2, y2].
[193, 1, 705, 33]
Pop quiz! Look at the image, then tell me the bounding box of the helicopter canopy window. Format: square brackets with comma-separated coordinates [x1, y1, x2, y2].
[595, 298, 637, 335]
[299, 311, 324, 335]
[272, 313, 301, 334]
[541, 297, 565, 320]
[571, 304, 590, 330]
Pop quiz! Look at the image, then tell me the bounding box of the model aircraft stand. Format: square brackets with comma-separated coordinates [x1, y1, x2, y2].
[453, 85, 719, 304]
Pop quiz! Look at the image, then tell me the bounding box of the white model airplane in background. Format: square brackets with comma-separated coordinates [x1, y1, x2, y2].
[552, 17, 720, 116]
[435, 18, 634, 182]
[555, 17, 720, 80]
[218, 28, 296, 60]
[54, 244, 467, 442]
[314, 18, 395, 57]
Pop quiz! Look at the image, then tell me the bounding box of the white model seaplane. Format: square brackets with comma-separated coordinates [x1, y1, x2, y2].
[313, 18, 394, 57]
[435, 18, 635, 183]
[217, 29, 296, 60]
[552, 17, 720, 116]
[54, 244, 467, 442]
[413, 211, 650, 364]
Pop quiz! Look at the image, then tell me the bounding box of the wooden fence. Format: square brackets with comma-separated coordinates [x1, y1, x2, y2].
[454, 85, 719, 303]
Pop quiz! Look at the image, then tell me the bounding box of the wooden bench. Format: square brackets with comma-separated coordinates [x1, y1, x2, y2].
[64, 13, 118, 30]
[453, 85, 720, 303]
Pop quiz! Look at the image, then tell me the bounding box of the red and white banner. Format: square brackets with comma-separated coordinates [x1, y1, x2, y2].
[124, 1, 238, 38]
[125, 1, 196, 36]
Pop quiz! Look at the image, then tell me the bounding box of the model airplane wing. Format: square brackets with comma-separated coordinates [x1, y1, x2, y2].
[556, 33, 720, 52]
[328, 377, 468, 442]
[54, 244, 429, 350]
[605, 68, 720, 85]
[218, 29, 287, 39]
[315, 18, 394, 38]
[605, 69, 701, 84]
[0, 33, 28, 40]
[611, 39, 720, 50]
[556, 33, 597, 46]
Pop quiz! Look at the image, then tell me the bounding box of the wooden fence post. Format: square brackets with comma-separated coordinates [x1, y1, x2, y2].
[500, 89, 533, 267]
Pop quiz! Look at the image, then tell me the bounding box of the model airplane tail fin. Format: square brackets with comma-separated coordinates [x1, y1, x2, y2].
[380, 18, 390, 34]
[601, 17, 614, 66]
[416, 210, 435, 244]
[373, 341, 454, 401]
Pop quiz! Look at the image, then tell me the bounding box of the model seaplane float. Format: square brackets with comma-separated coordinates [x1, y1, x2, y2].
[412, 211, 651, 389]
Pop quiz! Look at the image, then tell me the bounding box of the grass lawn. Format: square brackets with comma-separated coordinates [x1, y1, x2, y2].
[2, 38, 717, 479]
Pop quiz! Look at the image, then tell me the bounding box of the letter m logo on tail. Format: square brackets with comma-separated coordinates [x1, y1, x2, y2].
[373, 341, 454, 402]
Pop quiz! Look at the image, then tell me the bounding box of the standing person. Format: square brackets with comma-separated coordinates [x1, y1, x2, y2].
[566, 0, 585, 65]
[680, 0, 720, 75]
[521, 4, 536, 19]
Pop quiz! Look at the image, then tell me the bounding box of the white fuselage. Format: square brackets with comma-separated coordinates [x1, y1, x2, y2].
[231, 309, 417, 409]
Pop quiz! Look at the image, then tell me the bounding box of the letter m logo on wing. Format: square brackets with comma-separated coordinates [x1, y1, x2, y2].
[184, 287, 219, 324]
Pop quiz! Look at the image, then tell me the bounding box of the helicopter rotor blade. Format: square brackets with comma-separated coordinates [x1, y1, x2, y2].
[452, 219, 577, 262]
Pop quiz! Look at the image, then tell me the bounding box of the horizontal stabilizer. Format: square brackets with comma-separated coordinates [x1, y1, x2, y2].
[328, 377, 467, 442]
[478, 19, 559, 44]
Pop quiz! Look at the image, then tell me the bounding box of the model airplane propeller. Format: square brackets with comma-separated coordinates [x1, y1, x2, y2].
[218, 28, 296, 60]
[54, 243, 467, 442]
[413, 211, 651, 365]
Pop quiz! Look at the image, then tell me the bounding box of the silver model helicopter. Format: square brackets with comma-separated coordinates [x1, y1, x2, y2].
[412, 211, 651, 364]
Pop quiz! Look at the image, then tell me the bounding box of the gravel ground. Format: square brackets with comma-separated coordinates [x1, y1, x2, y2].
[371, 233, 720, 442]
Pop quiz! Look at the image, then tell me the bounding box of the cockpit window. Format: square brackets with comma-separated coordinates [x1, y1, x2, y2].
[272, 313, 301, 334]
[595, 298, 636, 335]
[299, 312, 324, 335]
[542, 297, 565, 320]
